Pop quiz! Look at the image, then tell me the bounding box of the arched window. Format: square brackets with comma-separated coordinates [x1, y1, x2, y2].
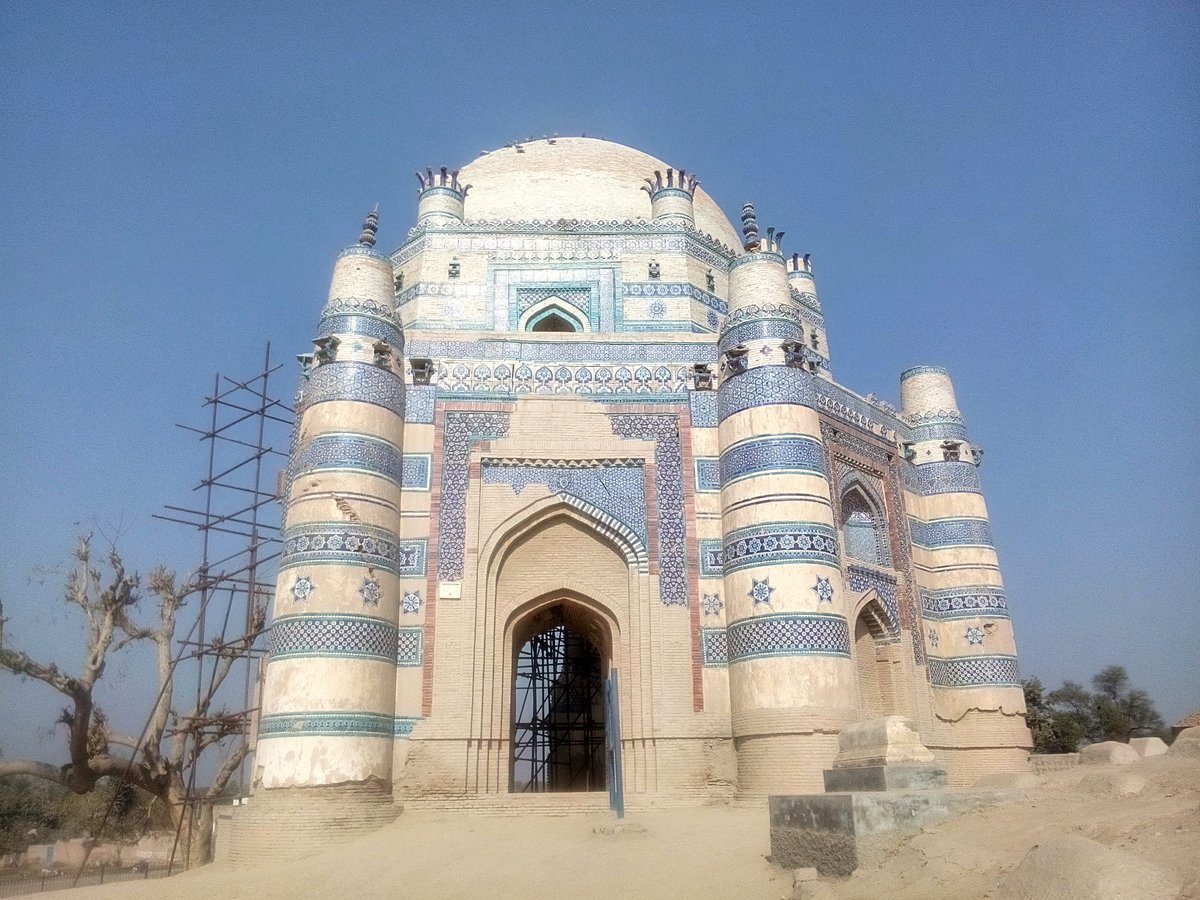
[531, 312, 578, 333]
[840, 484, 890, 567]
[526, 305, 584, 333]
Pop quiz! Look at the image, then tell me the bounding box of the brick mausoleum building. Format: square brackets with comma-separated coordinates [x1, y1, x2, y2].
[232, 138, 1031, 856]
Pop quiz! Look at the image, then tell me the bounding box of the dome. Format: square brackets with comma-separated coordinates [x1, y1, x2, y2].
[456, 138, 741, 250]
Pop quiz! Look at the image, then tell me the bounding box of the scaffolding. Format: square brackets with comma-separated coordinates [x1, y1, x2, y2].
[511, 624, 607, 792]
[151, 342, 293, 866]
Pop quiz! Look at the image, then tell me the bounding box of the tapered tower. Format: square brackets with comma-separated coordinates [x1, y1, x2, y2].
[241, 209, 406, 854]
[716, 205, 859, 794]
[900, 366, 1030, 781]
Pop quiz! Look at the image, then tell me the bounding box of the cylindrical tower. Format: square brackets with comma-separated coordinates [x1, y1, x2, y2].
[785, 252, 831, 377]
[900, 366, 1030, 783]
[716, 204, 858, 795]
[416, 166, 469, 225]
[248, 210, 406, 844]
[641, 168, 697, 226]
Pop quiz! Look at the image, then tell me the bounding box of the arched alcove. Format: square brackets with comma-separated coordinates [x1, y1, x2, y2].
[510, 599, 611, 792]
[840, 482, 891, 567]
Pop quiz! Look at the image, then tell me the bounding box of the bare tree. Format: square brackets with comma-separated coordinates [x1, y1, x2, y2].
[0, 534, 264, 866]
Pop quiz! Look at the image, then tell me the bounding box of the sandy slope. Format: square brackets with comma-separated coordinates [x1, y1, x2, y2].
[56, 754, 1198, 900]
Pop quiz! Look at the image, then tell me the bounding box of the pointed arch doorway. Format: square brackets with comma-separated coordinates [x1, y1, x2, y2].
[510, 599, 611, 793]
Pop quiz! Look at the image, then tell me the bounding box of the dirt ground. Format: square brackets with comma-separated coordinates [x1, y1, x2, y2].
[55, 753, 1198, 900]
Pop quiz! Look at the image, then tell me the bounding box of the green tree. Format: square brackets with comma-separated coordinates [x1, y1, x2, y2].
[1024, 678, 1089, 753]
[1028, 666, 1167, 751]
[1090, 665, 1165, 742]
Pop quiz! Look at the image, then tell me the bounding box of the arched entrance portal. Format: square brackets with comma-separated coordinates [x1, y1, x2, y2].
[510, 601, 609, 792]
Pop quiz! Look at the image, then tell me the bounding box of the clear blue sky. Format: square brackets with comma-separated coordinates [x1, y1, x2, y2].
[1, 2, 1197, 763]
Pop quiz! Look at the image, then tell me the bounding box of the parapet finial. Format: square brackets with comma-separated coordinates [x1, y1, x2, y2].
[415, 166, 470, 197]
[640, 167, 701, 198]
[741, 202, 760, 251]
[358, 204, 379, 247]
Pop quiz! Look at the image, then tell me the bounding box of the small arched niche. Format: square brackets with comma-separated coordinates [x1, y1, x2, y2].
[524, 302, 585, 333]
[840, 483, 891, 567]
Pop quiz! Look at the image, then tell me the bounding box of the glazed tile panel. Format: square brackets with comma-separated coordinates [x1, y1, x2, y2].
[721, 523, 840, 572]
[726, 612, 851, 662]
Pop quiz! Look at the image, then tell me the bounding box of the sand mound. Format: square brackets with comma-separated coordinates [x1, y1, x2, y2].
[998, 833, 1181, 899]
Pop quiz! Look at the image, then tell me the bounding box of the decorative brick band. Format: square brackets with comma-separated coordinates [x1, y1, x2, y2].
[726, 612, 851, 662]
[908, 517, 993, 549]
[301, 361, 405, 417]
[921, 586, 1009, 620]
[698, 539, 723, 576]
[689, 391, 718, 427]
[281, 522, 427, 577]
[269, 614, 398, 663]
[317, 313, 404, 347]
[258, 711, 394, 739]
[729, 250, 785, 270]
[717, 366, 816, 422]
[719, 433, 827, 485]
[394, 716, 422, 737]
[291, 433, 404, 485]
[927, 654, 1021, 688]
[722, 522, 840, 572]
[902, 460, 982, 495]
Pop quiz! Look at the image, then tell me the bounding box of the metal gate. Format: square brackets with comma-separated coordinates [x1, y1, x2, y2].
[604, 668, 624, 818]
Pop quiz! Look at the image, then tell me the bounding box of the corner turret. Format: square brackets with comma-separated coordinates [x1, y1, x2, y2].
[786, 253, 831, 376]
[416, 166, 470, 225]
[641, 167, 699, 226]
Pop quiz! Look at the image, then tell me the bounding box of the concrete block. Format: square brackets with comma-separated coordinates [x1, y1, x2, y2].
[1079, 741, 1140, 766]
[769, 789, 995, 876]
[832, 716, 935, 768]
[823, 764, 947, 793]
[1129, 736, 1168, 758]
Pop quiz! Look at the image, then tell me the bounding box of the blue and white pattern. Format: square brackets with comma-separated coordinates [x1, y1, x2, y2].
[290, 575, 315, 603]
[282, 523, 426, 577]
[748, 577, 776, 605]
[401, 454, 432, 490]
[718, 317, 806, 355]
[402, 590, 422, 615]
[404, 385, 436, 424]
[698, 539, 724, 576]
[481, 462, 649, 547]
[726, 612, 851, 662]
[908, 517, 994, 549]
[920, 586, 1009, 620]
[902, 460, 982, 496]
[719, 434, 827, 485]
[358, 577, 382, 607]
[964, 626, 984, 646]
[927, 654, 1020, 688]
[438, 411, 512, 581]
[693, 458, 720, 492]
[846, 565, 900, 629]
[269, 614, 397, 663]
[689, 391, 718, 427]
[406, 337, 716, 366]
[717, 366, 816, 422]
[291, 434, 404, 485]
[722, 522, 840, 572]
[647, 300, 667, 319]
[701, 592, 723, 616]
[317, 313, 404, 348]
[812, 576, 834, 605]
[394, 716, 421, 737]
[611, 414, 688, 606]
[396, 627, 424, 666]
[701, 628, 729, 666]
[625, 281, 728, 316]
[927, 627, 939, 649]
[300, 361, 405, 417]
[258, 711, 394, 739]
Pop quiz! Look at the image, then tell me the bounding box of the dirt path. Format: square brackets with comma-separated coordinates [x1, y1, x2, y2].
[52, 754, 1199, 900]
